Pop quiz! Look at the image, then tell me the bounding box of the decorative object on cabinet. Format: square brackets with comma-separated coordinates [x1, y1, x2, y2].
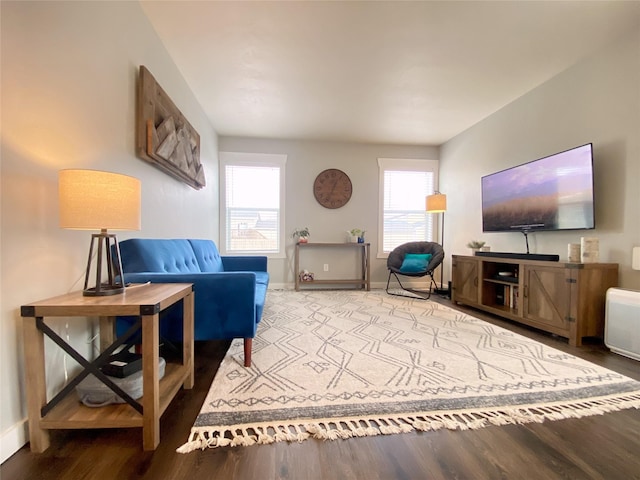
[58, 169, 141, 296]
[426, 192, 448, 295]
[136, 66, 205, 189]
[568, 243, 581, 262]
[580, 237, 599, 263]
[313, 169, 352, 209]
[466, 240, 486, 254]
[349, 228, 365, 243]
[292, 227, 310, 243]
[451, 254, 618, 346]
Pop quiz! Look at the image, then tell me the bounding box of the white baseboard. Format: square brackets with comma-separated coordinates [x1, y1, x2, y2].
[268, 282, 429, 291]
[0, 418, 28, 464]
[267, 283, 293, 290]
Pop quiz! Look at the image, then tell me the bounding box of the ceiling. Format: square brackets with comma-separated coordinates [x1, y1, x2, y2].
[141, 1, 640, 146]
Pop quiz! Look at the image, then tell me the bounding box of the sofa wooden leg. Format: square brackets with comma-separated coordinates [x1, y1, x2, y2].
[243, 338, 252, 367]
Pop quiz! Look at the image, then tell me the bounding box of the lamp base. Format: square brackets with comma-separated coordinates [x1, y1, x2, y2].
[434, 287, 450, 298]
[83, 230, 126, 296]
[83, 284, 125, 297]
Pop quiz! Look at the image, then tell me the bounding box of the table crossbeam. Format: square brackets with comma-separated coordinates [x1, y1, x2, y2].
[37, 317, 144, 415]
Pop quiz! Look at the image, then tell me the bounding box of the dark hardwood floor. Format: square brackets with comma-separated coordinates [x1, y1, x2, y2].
[3, 296, 640, 480]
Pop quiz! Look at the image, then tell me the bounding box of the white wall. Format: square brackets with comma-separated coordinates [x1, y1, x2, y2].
[219, 137, 438, 287]
[440, 29, 640, 290]
[0, 1, 218, 461]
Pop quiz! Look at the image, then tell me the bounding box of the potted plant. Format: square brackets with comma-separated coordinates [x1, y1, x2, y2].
[349, 228, 365, 243]
[292, 227, 310, 243]
[466, 240, 485, 254]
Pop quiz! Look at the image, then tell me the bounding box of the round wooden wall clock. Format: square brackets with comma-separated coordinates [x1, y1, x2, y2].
[313, 169, 352, 209]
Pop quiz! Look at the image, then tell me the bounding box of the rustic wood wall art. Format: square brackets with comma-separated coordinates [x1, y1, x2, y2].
[136, 66, 205, 189]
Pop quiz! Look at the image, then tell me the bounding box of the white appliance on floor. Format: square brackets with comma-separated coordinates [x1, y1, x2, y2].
[605, 288, 640, 361]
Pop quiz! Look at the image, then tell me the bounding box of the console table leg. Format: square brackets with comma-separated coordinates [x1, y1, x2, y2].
[294, 243, 300, 291]
[365, 244, 371, 291]
[142, 313, 160, 451]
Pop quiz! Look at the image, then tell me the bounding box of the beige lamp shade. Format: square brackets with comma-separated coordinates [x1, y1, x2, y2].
[426, 192, 447, 213]
[59, 169, 141, 231]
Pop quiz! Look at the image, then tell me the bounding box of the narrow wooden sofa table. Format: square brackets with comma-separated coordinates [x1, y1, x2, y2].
[20, 283, 194, 452]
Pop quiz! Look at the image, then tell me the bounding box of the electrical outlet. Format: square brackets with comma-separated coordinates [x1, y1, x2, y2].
[323, 264, 329, 272]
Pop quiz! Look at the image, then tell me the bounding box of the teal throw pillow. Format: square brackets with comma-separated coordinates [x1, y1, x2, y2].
[399, 253, 432, 273]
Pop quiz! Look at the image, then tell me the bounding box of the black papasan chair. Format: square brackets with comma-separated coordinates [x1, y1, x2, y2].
[386, 241, 445, 299]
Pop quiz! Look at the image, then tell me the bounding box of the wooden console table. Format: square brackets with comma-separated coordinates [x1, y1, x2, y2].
[21, 283, 194, 452]
[295, 242, 370, 291]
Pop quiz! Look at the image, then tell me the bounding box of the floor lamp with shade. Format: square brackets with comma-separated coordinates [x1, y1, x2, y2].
[59, 169, 141, 296]
[426, 192, 449, 296]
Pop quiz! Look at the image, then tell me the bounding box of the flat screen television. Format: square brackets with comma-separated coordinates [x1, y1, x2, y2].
[481, 143, 595, 233]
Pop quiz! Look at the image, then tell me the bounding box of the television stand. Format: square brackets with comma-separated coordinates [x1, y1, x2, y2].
[475, 251, 560, 262]
[451, 254, 618, 346]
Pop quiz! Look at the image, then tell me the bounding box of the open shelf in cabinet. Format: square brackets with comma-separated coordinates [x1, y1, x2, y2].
[481, 261, 521, 314]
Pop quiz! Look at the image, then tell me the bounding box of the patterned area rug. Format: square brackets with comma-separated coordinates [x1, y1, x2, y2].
[178, 290, 640, 451]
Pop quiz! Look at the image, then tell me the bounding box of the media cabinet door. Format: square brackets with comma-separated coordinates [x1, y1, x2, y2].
[452, 256, 480, 305]
[522, 265, 572, 335]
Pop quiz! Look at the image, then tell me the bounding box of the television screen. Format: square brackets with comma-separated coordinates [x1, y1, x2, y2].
[481, 144, 595, 232]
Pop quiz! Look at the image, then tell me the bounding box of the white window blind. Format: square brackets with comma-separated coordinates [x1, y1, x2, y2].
[378, 158, 439, 255]
[220, 152, 286, 256]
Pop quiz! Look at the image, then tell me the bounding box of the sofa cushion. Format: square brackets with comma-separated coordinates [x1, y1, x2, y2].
[188, 239, 224, 273]
[119, 239, 201, 274]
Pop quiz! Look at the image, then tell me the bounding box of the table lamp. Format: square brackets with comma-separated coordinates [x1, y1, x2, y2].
[59, 169, 141, 296]
[426, 192, 448, 295]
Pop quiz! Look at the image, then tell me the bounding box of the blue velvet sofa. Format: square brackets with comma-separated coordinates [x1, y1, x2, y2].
[116, 238, 269, 367]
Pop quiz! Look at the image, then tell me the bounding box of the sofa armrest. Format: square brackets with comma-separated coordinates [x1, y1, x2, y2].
[221, 256, 268, 272]
[121, 271, 258, 338]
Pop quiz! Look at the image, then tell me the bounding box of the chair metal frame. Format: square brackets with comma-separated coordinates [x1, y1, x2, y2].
[386, 269, 438, 299]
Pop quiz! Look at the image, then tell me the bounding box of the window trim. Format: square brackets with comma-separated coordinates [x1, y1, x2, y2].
[219, 152, 287, 258]
[377, 158, 440, 259]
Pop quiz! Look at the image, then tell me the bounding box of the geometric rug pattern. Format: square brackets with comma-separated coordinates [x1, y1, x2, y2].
[178, 290, 640, 451]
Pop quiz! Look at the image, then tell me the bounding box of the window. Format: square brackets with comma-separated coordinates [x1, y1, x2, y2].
[220, 152, 286, 256]
[378, 158, 439, 256]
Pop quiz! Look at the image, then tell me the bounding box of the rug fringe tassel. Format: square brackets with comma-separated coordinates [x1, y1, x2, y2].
[177, 392, 640, 452]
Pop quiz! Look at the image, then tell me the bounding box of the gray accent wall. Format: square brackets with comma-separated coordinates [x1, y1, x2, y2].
[440, 29, 640, 291]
